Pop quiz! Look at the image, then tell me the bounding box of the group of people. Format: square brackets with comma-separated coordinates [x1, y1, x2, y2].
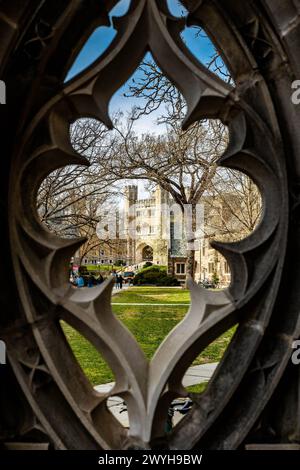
[70, 269, 127, 289]
[70, 272, 105, 288]
[113, 272, 124, 290]
[86, 273, 104, 288]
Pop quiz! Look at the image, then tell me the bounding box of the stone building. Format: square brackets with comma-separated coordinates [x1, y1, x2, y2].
[77, 184, 257, 286]
[122, 185, 235, 286]
[123, 185, 170, 267]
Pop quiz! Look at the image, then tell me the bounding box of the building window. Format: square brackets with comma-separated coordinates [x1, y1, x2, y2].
[208, 262, 214, 274]
[176, 263, 186, 274]
[149, 226, 155, 234]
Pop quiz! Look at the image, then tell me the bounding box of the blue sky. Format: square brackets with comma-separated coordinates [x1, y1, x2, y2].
[65, 0, 217, 134]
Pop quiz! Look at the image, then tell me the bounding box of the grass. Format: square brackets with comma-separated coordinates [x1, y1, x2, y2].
[61, 287, 236, 386]
[85, 264, 116, 272]
[113, 305, 186, 359]
[192, 327, 236, 365]
[112, 287, 190, 304]
[61, 322, 114, 386]
[186, 382, 208, 394]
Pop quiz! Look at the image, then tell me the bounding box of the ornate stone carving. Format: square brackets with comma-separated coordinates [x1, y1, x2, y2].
[0, 0, 299, 450]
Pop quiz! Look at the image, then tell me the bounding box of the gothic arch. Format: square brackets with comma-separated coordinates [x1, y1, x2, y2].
[136, 242, 154, 264]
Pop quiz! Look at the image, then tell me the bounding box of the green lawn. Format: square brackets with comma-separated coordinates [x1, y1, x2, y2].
[112, 287, 191, 304]
[62, 322, 114, 386]
[187, 382, 208, 394]
[62, 287, 236, 386]
[113, 304, 187, 359]
[85, 264, 115, 272]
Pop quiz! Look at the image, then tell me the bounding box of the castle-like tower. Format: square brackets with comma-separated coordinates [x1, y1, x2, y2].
[123, 185, 170, 266]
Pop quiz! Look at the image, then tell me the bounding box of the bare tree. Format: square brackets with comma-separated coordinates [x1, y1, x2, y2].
[124, 27, 231, 122]
[98, 116, 229, 279]
[38, 25, 257, 281]
[110, 31, 259, 279]
[113, 31, 232, 278]
[37, 118, 121, 264]
[204, 169, 262, 242]
[57, 48, 230, 278]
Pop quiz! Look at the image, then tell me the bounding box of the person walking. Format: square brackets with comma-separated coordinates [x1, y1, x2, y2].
[87, 273, 94, 288]
[118, 274, 123, 290]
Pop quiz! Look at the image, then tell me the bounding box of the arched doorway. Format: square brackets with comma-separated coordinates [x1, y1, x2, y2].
[136, 243, 154, 264]
[142, 245, 153, 261]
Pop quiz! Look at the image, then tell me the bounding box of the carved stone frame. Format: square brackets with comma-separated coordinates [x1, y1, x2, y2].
[0, 0, 300, 450]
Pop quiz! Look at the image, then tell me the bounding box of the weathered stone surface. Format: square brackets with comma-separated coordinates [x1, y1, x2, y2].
[0, 0, 299, 450]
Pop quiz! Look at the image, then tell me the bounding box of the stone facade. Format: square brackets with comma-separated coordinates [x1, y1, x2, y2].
[122, 185, 235, 286]
[78, 184, 254, 286]
[124, 185, 170, 267]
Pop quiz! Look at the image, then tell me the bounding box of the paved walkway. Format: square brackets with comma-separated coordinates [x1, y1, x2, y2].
[94, 363, 218, 427]
[112, 285, 130, 295]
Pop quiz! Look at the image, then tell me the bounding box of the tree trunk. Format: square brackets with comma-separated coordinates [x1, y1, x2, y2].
[186, 249, 195, 280]
[185, 203, 197, 282]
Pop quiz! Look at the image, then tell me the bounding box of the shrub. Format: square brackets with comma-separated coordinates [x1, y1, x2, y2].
[139, 265, 167, 273]
[133, 266, 180, 286]
[115, 260, 126, 266]
[143, 261, 153, 268]
[157, 276, 180, 286]
[212, 272, 220, 287]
